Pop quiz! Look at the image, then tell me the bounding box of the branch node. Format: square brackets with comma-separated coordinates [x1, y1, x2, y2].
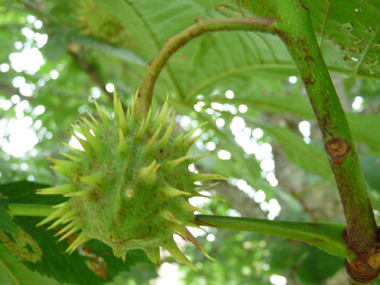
[325, 137, 351, 166]
[345, 259, 379, 284]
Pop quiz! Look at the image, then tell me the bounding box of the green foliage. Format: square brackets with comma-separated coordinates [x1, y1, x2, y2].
[1, 181, 152, 284]
[0, 196, 20, 234]
[0, 0, 379, 284]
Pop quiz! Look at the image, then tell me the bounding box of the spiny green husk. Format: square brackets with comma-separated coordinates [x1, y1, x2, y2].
[37, 91, 226, 270]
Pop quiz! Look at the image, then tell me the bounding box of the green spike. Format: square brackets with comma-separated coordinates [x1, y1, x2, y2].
[177, 199, 212, 215]
[174, 225, 215, 261]
[126, 105, 131, 121]
[49, 165, 76, 179]
[51, 202, 67, 209]
[93, 99, 111, 125]
[144, 247, 160, 266]
[75, 123, 104, 152]
[66, 232, 90, 254]
[174, 131, 183, 143]
[36, 203, 71, 227]
[186, 128, 206, 150]
[121, 252, 127, 263]
[63, 190, 91, 198]
[156, 96, 169, 124]
[76, 172, 105, 187]
[159, 110, 175, 148]
[160, 209, 182, 224]
[68, 130, 93, 154]
[46, 157, 80, 174]
[58, 224, 82, 241]
[182, 220, 206, 231]
[113, 90, 119, 122]
[187, 151, 210, 165]
[143, 107, 152, 133]
[139, 159, 160, 185]
[192, 173, 227, 182]
[135, 118, 145, 140]
[131, 90, 138, 121]
[180, 122, 208, 146]
[160, 238, 198, 272]
[118, 127, 128, 154]
[80, 116, 101, 137]
[112, 248, 125, 258]
[146, 124, 161, 153]
[152, 106, 160, 122]
[47, 209, 78, 230]
[160, 185, 191, 198]
[86, 109, 102, 128]
[194, 193, 224, 201]
[163, 107, 173, 125]
[36, 184, 76, 195]
[194, 182, 220, 189]
[54, 220, 76, 237]
[118, 98, 128, 134]
[58, 151, 81, 162]
[62, 142, 84, 156]
[163, 154, 192, 172]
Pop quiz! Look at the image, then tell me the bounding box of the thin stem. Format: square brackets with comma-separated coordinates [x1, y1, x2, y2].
[195, 215, 354, 259]
[270, 0, 378, 282]
[8, 204, 55, 217]
[137, 17, 276, 117]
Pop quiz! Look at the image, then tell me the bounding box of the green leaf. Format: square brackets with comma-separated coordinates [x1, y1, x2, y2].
[347, 114, 380, 151]
[0, 181, 66, 206]
[1, 181, 154, 284]
[296, 247, 345, 284]
[13, 216, 106, 285]
[5, 0, 15, 5]
[0, 197, 20, 234]
[203, 95, 314, 119]
[254, 123, 335, 183]
[0, 244, 60, 285]
[41, 29, 69, 61]
[267, 237, 309, 272]
[72, 35, 147, 66]
[361, 155, 380, 191]
[304, 0, 380, 78]
[192, 0, 223, 11]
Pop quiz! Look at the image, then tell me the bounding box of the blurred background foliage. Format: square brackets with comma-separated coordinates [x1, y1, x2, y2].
[0, 0, 380, 284]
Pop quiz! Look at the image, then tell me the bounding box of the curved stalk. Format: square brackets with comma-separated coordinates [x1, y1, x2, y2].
[137, 17, 276, 117]
[196, 215, 354, 259]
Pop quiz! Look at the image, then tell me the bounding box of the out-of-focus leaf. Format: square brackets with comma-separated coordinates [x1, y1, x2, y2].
[267, 237, 309, 272]
[72, 35, 147, 66]
[362, 155, 380, 192]
[296, 247, 345, 284]
[347, 114, 380, 151]
[0, 244, 60, 285]
[0, 181, 66, 205]
[255, 123, 334, 183]
[0, 196, 20, 234]
[5, 0, 16, 5]
[204, 95, 314, 119]
[40, 25, 70, 61]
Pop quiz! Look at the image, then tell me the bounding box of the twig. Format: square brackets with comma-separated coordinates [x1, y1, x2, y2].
[270, 0, 378, 282]
[137, 17, 276, 118]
